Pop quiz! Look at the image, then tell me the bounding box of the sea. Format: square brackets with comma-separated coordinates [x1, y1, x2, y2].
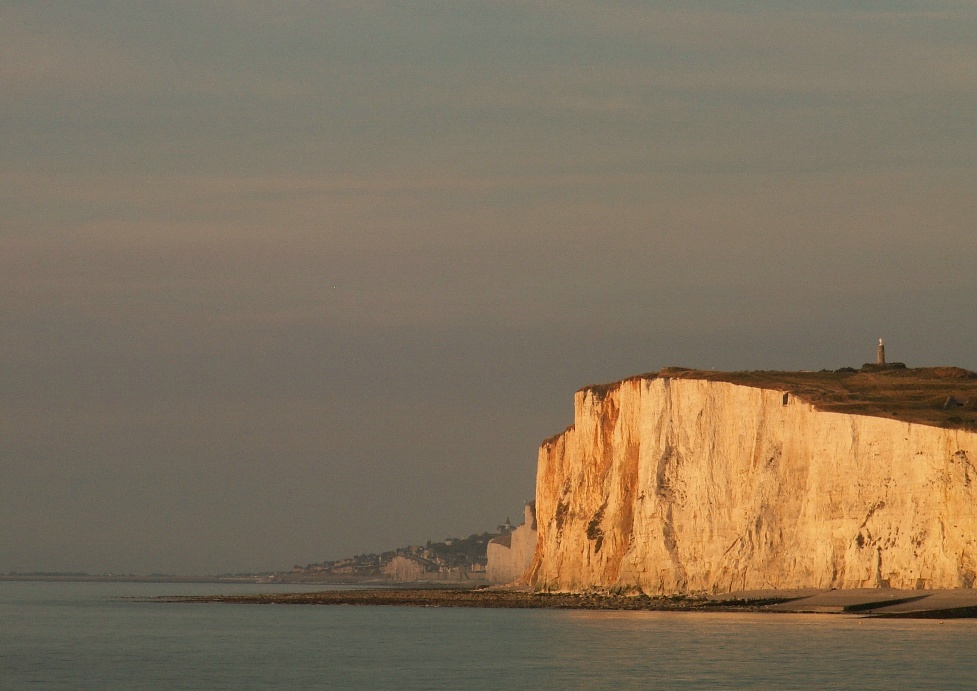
[2, 581, 976, 689]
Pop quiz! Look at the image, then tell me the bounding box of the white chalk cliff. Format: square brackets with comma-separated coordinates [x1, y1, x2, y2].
[529, 376, 977, 594]
[486, 503, 538, 584]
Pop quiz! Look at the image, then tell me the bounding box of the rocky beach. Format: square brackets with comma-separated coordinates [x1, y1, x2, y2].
[159, 586, 977, 618]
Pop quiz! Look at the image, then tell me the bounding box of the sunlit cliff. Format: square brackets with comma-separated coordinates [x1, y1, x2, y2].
[528, 371, 977, 594]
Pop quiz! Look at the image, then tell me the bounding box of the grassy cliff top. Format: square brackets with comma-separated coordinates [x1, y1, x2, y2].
[585, 365, 977, 431]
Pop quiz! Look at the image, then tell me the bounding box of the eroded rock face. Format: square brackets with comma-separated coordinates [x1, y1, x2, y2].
[487, 503, 538, 584]
[529, 377, 977, 594]
[382, 555, 435, 581]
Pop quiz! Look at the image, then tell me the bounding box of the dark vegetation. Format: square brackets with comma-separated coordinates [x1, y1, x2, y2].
[280, 531, 500, 583]
[582, 366, 977, 431]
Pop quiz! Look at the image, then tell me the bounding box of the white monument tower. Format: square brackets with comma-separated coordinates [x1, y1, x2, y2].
[877, 338, 886, 365]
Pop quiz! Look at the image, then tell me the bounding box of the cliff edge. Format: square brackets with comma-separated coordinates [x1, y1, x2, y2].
[529, 368, 977, 594]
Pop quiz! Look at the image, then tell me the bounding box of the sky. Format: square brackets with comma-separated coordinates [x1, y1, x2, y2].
[2, 1, 975, 575]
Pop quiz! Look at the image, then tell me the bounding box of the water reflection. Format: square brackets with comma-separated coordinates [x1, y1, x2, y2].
[2, 583, 975, 689]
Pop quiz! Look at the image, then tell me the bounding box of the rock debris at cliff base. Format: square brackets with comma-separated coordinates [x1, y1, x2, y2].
[157, 587, 977, 617]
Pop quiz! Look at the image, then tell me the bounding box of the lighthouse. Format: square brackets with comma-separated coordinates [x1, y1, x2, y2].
[877, 338, 885, 365]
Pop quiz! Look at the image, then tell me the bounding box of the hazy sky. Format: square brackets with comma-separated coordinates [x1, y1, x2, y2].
[2, 1, 975, 574]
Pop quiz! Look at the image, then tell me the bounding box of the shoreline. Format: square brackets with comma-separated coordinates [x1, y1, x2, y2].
[150, 588, 787, 612]
[150, 587, 977, 618]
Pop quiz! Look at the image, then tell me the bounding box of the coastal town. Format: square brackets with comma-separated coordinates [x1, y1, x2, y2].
[274, 530, 501, 584]
[270, 505, 537, 585]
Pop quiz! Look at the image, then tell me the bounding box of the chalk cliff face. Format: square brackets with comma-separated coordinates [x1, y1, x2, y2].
[529, 376, 977, 594]
[382, 555, 435, 582]
[487, 503, 538, 584]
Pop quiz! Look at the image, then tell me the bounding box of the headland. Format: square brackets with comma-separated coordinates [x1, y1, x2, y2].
[170, 360, 977, 613]
[531, 364, 977, 594]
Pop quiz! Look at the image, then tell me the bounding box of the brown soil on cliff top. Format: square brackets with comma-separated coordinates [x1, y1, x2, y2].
[583, 366, 977, 431]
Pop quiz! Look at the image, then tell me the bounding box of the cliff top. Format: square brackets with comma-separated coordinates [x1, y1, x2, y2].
[582, 366, 977, 431]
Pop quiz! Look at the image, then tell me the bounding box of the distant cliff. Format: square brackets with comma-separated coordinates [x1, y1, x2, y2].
[487, 503, 537, 584]
[529, 371, 977, 594]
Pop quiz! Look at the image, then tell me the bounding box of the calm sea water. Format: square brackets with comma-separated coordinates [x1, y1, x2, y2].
[2, 581, 976, 689]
